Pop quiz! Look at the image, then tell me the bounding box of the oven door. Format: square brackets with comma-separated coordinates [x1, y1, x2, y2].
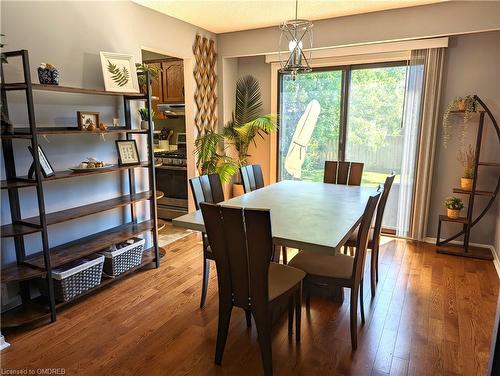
[155, 165, 188, 219]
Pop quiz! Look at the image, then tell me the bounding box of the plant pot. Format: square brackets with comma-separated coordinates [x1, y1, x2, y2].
[37, 67, 59, 85]
[447, 208, 461, 219]
[232, 183, 244, 198]
[460, 177, 473, 190]
[141, 120, 153, 129]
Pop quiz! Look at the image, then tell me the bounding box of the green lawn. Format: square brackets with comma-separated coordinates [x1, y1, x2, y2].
[301, 169, 400, 187]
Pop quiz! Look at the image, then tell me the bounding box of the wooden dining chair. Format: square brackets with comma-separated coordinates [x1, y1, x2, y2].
[345, 174, 395, 298]
[240, 164, 265, 193]
[189, 174, 225, 308]
[240, 163, 289, 265]
[288, 192, 381, 350]
[324, 161, 364, 186]
[200, 203, 305, 376]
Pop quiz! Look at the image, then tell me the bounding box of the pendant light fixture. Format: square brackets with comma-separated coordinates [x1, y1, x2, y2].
[279, 0, 313, 78]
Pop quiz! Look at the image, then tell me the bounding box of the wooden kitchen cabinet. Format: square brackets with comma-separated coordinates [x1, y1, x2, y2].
[144, 58, 184, 120]
[161, 60, 184, 103]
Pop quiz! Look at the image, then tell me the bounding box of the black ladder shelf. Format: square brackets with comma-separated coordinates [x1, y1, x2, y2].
[436, 95, 499, 260]
[0, 50, 162, 329]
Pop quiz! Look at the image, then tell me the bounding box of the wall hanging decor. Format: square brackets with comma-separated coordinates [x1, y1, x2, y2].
[100, 52, 139, 93]
[193, 34, 218, 137]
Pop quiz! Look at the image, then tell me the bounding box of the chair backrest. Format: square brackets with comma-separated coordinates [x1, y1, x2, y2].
[240, 164, 265, 193]
[352, 192, 381, 284]
[189, 174, 225, 210]
[200, 203, 273, 310]
[324, 161, 364, 186]
[372, 174, 396, 246]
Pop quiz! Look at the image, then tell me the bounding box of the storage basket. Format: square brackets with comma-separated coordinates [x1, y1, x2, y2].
[100, 237, 145, 277]
[50, 254, 104, 302]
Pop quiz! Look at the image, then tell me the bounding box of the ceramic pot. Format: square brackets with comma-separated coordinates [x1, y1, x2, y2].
[141, 120, 153, 129]
[447, 208, 461, 219]
[460, 177, 473, 190]
[232, 183, 244, 198]
[37, 67, 59, 85]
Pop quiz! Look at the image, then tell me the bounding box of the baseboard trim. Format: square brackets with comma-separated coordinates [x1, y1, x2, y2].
[423, 237, 500, 278]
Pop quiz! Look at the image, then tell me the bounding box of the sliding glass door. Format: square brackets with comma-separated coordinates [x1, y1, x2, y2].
[278, 61, 414, 231]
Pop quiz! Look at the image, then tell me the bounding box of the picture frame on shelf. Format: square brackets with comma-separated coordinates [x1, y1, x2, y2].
[100, 52, 140, 93]
[28, 145, 55, 178]
[77, 111, 100, 131]
[115, 140, 140, 166]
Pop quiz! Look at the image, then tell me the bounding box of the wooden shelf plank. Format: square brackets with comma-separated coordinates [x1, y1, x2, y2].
[31, 83, 147, 98]
[5, 127, 147, 136]
[22, 191, 152, 227]
[1, 263, 46, 283]
[0, 178, 38, 190]
[438, 214, 469, 224]
[1, 132, 32, 139]
[478, 161, 500, 167]
[24, 220, 154, 269]
[452, 188, 494, 196]
[437, 243, 493, 260]
[1, 222, 41, 238]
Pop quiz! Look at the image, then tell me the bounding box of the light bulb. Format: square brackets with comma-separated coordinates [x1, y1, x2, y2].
[288, 40, 303, 52]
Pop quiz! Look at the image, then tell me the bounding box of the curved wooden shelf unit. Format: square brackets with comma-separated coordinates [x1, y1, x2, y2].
[437, 95, 499, 260]
[1, 263, 46, 284]
[1, 247, 166, 329]
[1, 222, 41, 238]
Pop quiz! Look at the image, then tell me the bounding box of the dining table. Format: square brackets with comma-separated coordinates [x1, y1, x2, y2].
[173, 180, 377, 302]
[173, 180, 376, 254]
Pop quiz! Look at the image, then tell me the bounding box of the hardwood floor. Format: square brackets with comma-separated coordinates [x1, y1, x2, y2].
[2, 235, 498, 375]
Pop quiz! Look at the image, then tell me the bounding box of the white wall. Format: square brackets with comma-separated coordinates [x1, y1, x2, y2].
[427, 31, 500, 248]
[0, 1, 214, 266]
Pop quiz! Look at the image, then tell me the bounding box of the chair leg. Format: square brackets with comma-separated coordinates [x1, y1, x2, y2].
[215, 302, 233, 365]
[200, 257, 210, 308]
[295, 286, 302, 342]
[350, 287, 359, 351]
[370, 248, 377, 298]
[359, 279, 365, 324]
[288, 295, 294, 337]
[245, 309, 252, 328]
[253, 312, 273, 376]
[282, 246, 288, 265]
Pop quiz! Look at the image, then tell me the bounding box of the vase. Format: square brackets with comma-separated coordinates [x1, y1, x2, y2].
[447, 208, 461, 219]
[232, 183, 244, 198]
[460, 177, 473, 190]
[141, 120, 150, 129]
[37, 67, 59, 85]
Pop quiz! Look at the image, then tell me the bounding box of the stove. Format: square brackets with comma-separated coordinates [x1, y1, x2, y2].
[154, 149, 188, 220]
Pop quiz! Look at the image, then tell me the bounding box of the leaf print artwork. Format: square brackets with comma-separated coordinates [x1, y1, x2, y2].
[107, 60, 130, 87]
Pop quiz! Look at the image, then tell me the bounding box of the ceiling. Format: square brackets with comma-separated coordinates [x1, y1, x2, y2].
[133, 0, 445, 34]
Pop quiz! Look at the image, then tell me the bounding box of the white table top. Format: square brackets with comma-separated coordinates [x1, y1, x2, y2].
[173, 180, 376, 255]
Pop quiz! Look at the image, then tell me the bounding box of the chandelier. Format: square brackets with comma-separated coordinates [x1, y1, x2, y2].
[278, 0, 313, 78]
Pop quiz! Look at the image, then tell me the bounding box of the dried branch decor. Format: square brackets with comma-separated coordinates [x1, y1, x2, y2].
[193, 34, 218, 137]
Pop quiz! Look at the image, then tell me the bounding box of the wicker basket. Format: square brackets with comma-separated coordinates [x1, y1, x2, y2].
[50, 254, 104, 302]
[100, 237, 145, 277]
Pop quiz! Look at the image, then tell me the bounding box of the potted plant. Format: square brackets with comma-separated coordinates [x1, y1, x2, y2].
[136, 63, 160, 93]
[138, 108, 154, 129]
[194, 75, 276, 194]
[442, 95, 479, 148]
[457, 144, 475, 190]
[444, 196, 464, 219]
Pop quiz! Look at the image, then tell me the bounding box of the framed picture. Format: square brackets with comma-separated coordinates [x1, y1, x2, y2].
[28, 145, 55, 178]
[100, 52, 139, 93]
[115, 140, 140, 166]
[77, 111, 100, 130]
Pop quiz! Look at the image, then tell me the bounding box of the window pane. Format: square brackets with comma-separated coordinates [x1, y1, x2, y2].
[345, 65, 407, 229]
[279, 70, 342, 181]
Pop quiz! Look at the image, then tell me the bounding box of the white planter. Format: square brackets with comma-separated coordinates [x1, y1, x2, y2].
[140, 120, 153, 130]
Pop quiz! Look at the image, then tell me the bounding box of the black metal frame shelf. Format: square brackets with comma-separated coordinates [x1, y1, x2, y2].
[0, 49, 161, 329]
[436, 95, 499, 260]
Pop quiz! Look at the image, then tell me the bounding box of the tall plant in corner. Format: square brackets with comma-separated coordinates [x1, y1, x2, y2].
[194, 75, 276, 184]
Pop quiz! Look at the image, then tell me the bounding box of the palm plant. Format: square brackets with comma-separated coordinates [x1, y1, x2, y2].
[194, 75, 276, 183]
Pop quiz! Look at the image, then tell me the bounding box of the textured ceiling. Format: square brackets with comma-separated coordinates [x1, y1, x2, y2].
[133, 0, 445, 33]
